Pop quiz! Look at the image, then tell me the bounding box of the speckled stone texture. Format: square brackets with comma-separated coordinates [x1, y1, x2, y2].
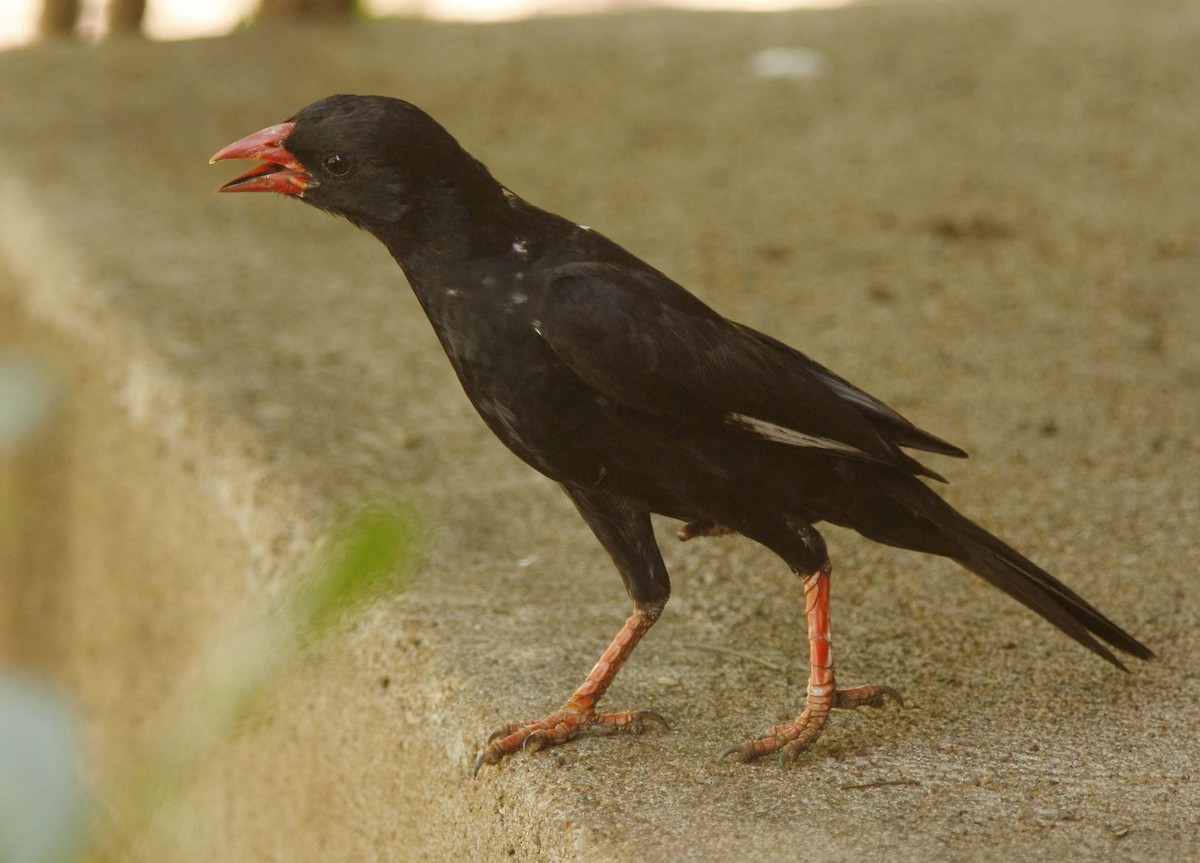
[1, 2, 1198, 860]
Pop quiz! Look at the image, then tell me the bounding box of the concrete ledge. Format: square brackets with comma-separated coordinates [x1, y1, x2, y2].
[2, 2, 1199, 860]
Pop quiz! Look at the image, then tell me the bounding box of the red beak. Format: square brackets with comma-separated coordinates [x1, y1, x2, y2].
[210, 122, 313, 195]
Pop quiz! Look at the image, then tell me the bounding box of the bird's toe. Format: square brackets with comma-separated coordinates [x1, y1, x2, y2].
[474, 706, 667, 774]
[833, 684, 905, 710]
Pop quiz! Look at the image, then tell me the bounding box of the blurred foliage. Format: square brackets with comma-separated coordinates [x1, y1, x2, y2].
[0, 352, 59, 456]
[0, 676, 87, 863]
[0, 500, 420, 863]
[296, 501, 422, 637]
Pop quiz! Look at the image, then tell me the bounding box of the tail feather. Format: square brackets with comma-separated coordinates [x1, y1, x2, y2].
[849, 470, 1155, 668]
[951, 521, 1154, 669]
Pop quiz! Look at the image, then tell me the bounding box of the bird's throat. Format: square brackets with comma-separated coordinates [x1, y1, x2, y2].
[383, 179, 528, 264]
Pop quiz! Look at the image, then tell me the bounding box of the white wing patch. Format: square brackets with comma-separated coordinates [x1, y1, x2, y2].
[726, 412, 869, 457]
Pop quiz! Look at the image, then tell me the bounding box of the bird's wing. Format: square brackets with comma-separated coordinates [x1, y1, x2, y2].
[733, 324, 968, 459]
[536, 262, 945, 480]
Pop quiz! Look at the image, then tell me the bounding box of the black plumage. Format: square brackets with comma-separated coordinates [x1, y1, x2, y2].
[212, 95, 1151, 769]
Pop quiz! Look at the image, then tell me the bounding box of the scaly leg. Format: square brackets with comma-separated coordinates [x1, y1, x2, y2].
[722, 565, 902, 765]
[474, 600, 667, 774]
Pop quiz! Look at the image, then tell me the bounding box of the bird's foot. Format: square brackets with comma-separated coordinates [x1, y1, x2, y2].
[721, 684, 903, 766]
[677, 520, 735, 541]
[473, 600, 668, 775]
[474, 707, 667, 774]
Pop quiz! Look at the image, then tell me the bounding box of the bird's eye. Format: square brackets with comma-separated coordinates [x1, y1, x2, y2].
[322, 152, 354, 177]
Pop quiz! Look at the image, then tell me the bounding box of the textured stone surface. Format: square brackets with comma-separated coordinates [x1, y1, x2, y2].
[1, 2, 1198, 860]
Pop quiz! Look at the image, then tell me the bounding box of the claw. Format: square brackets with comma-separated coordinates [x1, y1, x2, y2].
[486, 719, 530, 744]
[719, 743, 752, 762]
[522, 730, 548, 752]
[473, 750, 492, 777]
[638, 710, 670, 730]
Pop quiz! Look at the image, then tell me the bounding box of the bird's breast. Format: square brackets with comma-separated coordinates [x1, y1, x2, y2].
[408, 273, 601, 478]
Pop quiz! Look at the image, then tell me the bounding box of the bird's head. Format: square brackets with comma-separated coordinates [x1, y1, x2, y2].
[211, 95, 491, 235]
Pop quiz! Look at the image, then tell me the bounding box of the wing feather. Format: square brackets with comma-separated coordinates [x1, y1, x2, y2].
[734, 324, 968, 459]
[534, 263, 947, 480]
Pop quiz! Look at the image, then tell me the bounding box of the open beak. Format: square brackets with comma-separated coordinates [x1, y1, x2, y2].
[210, 122, 314, 195]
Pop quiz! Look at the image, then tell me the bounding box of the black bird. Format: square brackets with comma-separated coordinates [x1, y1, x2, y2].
[211, 95, 1152, 770]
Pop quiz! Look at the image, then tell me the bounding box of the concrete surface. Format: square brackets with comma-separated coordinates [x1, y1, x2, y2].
[1, 1, 1198, 860]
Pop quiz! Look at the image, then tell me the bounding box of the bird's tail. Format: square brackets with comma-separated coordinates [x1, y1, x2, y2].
[844, 474, 1154, 669]
[949, 519, 1154, 669]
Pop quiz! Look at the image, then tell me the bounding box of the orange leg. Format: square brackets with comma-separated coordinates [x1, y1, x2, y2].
[722, 565, 902, 765]
[474, 601, 667, 774]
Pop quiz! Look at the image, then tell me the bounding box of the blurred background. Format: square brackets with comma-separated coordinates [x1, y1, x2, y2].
[0, 0, 851, 49]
